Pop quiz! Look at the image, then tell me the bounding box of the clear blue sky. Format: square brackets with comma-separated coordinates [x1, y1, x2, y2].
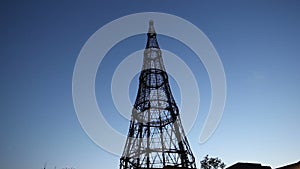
[1, 1, 300, 169]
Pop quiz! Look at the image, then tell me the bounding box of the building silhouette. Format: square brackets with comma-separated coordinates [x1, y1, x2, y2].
[277, 161, 300, 169]
[227, 161, 300, 169]
[226, 163, 271, 169]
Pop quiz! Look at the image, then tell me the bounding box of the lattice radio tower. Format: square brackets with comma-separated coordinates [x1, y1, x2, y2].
[119, 20, 197, 169]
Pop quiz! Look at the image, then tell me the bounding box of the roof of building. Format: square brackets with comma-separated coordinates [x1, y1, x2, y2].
[277, 161, 300, 169]
[227, 162, 271, 169]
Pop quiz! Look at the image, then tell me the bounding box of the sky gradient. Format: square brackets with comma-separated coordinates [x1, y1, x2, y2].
[1, 1, 300, 169]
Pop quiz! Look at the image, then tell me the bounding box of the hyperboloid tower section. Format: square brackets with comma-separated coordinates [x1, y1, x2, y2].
[119, 20, 197, 169]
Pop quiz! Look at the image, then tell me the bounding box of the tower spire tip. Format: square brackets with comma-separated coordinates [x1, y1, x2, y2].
[148, 19, 155, 34]
[149, 19, 154, 26]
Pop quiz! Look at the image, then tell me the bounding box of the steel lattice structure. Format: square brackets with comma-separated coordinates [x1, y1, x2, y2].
[119, 20, 197, 169]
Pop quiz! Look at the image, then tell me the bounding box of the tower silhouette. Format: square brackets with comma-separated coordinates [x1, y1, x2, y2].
[119, 20, 197, 169]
